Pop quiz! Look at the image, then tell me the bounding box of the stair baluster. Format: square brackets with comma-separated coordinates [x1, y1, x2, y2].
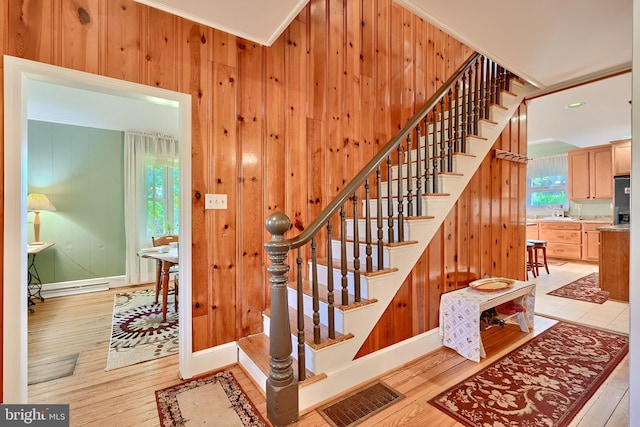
[326, 222, 335, 340]
[406, 133, 414, 217]
[472, 59, 480, 135]
[364, 179, 373, 272]
[446, 88, 454, 172]
[431, 106, 439, 194]
[460, 72, 468, 153]
[396, 143, 405, 241]
[296, 249, 305, 380]
[415, 122, 423, 216]
[311, 238, 320, 344]
[376, 167, 384, 270]
[387, 155, 395, 243]
[352, 193, 361, 303]
[340, 207, 348, 305]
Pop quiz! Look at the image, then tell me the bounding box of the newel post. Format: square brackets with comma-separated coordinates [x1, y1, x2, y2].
[264, 212, 299, 426]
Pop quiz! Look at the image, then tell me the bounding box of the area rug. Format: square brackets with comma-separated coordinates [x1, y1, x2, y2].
[317, 380, 404, 427]
[546, 272, 609, 304]
[106, 288, 179, 371]
[155, 370, 267, 426]
[429, 322, 628, 427]
[547, 260, 567, 266]
[28, 353, 79, 385]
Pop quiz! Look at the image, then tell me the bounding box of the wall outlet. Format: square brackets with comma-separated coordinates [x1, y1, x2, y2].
[574, 203, 583, 210]
[205, 193, 227, 210]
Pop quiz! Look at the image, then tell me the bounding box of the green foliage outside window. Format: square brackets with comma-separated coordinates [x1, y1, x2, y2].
[146, 164, 179, 238]
[528, 174, 567, 208]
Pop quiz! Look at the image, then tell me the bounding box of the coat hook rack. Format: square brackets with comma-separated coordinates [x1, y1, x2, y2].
[494, 149, 529, 164]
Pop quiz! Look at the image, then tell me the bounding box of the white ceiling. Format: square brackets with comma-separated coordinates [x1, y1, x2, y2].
[28, 0, 633, 148]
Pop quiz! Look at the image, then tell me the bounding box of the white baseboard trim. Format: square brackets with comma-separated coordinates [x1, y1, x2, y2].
[38, 276, 128, 298]
[298, 328, 442, 411]
[179, 342, 238, 380]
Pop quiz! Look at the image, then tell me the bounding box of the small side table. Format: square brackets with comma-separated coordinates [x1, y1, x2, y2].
[27, 242, 55, 313]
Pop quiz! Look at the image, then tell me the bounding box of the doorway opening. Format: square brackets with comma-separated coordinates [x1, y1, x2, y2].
[3, 55, 193, 402]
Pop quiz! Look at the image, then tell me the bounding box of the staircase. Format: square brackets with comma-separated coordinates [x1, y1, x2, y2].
[238, 54, 534, 424]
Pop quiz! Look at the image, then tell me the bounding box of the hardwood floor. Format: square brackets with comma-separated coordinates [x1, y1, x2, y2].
[27, 264, 629, 426]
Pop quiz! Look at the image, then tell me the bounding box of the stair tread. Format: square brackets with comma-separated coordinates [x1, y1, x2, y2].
[264, 306, 355, 351]
[315, 256, 401, 276]
[237, 333, 326, 386]
[290, 278, 378, 310]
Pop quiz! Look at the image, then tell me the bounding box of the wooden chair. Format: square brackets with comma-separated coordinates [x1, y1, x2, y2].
[151, 235, 179, 315]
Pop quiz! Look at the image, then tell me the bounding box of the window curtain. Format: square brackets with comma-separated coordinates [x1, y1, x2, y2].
[526, 153, 568, 181]
[124, 130, 179, 285]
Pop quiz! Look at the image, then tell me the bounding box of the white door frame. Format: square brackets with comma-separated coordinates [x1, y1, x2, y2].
[2, 55, 201, 402]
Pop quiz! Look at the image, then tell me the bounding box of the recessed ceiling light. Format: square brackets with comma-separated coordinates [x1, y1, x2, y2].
[565, 102, 586, 109]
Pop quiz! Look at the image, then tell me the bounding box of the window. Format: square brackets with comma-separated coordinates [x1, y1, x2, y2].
[146, 162, 179, 238]
[526, 154, 568, 208]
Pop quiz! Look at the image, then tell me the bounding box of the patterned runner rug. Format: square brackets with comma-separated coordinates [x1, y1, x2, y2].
[429, 322, 628, 427]
[155, 370, 267, 426]
[546, 272, 609, 304]
[106, 288, 179, 370]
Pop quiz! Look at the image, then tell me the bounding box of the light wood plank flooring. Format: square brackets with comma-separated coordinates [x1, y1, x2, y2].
[27, 263, 628, 426]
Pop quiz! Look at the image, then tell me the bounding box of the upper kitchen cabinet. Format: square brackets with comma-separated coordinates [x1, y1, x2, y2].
[568, 144, 613, 200]
[611, 139, 631, 176]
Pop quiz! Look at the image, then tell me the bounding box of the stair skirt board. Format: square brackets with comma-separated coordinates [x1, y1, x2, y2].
[238, 79, 532, 411]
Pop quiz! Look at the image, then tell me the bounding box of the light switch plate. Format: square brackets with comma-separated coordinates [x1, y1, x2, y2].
[205, 193, 227, 209]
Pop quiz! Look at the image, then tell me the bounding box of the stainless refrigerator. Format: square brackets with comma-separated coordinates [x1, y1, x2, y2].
[613, 175, 631, 224]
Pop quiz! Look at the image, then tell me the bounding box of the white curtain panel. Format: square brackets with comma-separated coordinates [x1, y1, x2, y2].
[124, 130, 179, 285]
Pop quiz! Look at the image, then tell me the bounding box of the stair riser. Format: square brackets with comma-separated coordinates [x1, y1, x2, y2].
[329, 240, 391, 269]
[380, 174, 460, 197]
[286, 286, 345, 334]
[366, 197, 451, 219]
[310, 263, 371, 299]
[346, 218, 410, 244]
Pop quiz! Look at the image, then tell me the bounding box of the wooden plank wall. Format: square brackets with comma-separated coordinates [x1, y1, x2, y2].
[1, 0, 520, 376]
[356, 104, 529, 357]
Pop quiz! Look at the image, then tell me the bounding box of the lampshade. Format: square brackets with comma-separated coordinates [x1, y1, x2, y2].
[27, 193, 56, 245]
[27, 193, 57, 212]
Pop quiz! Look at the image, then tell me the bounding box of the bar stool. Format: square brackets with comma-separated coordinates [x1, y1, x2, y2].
[527, 239, 549, 276]
[526, 242, 536, 277]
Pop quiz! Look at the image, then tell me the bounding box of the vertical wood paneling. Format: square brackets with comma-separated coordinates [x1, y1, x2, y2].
[60, 0, 100, 73]
[327, 0, 345, 199]
[308, 1, 327, 122]
[102, 0, 141, 82]
[344, 0, 361, 177]
[143, 7, 176, 90]
[401, 8, 414, 123]
[237, 39, 265, 336]
[210, 61, 238, 346]
[374, 0, 391, 141]
[284, 19, 307, 233]
[388, 4, 403, 131]
[6, 0, 56, 62]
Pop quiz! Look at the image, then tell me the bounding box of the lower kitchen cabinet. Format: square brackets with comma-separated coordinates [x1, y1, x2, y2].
[538, 222, 582, 260]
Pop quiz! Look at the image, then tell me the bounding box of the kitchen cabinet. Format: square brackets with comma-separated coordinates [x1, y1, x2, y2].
[526, 222, 538, 240]
[611, 139, 631, 176]
[568, 145, 613, 200]
[538, 222, 582, 260]
[582, 222, 609, 261]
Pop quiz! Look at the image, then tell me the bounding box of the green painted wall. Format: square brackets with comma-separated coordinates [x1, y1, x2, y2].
[28, 120, 126, 284]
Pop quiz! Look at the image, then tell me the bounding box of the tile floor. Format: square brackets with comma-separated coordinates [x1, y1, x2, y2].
[531, 261, 629, 334]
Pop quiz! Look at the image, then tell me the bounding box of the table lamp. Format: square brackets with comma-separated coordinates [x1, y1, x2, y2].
[27, 193, 56, 245]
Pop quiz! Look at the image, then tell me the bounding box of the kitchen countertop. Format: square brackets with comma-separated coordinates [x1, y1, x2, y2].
[596, 224, 630, 232]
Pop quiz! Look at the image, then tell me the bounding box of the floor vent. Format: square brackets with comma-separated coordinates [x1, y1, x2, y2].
[317, 380, 404, 427]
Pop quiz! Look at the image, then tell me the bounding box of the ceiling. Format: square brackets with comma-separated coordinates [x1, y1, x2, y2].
[28, 0, 633, 148]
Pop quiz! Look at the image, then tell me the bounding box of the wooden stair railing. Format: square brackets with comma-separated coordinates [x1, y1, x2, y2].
[263, 52, 517, 426]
